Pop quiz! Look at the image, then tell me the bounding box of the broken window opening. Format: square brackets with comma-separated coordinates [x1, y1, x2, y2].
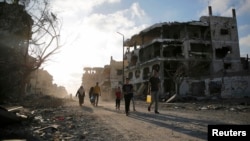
[130, 54, 138, 66]
[188, 61, 211, 77]
[139, 42, 161, 63]
[142, 67, 150, 80]
[128, 72, 133, 80]
[189, 43, 212, 59]
[193, 32, 199, 38]
[163, 30, 170, 38]
[162, 25, 181, 39]
[209, 81, 222, 95]
[220, 28, 229, 35]
[187, 26, 202, 39]
[163, 45, 182, 58]
[126, 47, 130, 53]
[173, 33, 180, 39]
[224, 63, 232, 70]
[189, 31, 200, 39]
[135, 70, 140, 78]
[241, 57, 249, 70]
[139, 49, 144, 62]
[139, 48, 149, 63]
[152, 64, 160, 72]
[201, 27, 211, 40]
[116, 69, 122, 75]
[154, 43, 161, 57]
[215, 46, 231, 59]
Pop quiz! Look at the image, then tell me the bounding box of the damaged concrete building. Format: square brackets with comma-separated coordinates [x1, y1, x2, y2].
[124, 6, 250, 99]
[82, 57, 125, 100]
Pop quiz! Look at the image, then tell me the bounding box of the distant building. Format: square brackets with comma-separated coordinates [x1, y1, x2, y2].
[82, 67, 104, 90]
[82, 56, 124, 100]
[28, 69, 53, 95]
[27, 69, 68, 97]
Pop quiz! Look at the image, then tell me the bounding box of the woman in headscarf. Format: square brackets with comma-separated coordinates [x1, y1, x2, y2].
[76, 86, 85, 106]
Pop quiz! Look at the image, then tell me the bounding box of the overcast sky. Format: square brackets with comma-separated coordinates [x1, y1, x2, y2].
[41, 0, 250, 95]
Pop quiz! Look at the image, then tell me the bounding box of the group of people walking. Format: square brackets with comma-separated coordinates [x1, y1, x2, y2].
[115, 80, 136, 112]
[75, 82, 101, 107]
[76, 70, 161, 116]
[125, 70, 160, 115]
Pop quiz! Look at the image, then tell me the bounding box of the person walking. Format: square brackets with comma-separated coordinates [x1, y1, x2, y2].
[93, 82, 101, 106]
[89, 86, 95, 105]
[75, 86, 85, 106]
[115, 86, 122, 110]
[122, 78, 133, 116]
[147, 70, 161, 114]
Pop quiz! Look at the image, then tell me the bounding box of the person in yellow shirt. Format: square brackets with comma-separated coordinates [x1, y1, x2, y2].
[93, 82, 101, 106]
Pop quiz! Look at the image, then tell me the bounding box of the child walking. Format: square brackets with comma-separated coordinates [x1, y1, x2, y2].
[115, 86, 122, 110]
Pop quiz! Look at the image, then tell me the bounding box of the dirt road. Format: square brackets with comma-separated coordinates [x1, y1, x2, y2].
[75, 99, 250, 141]
[2, 96, 249, 141]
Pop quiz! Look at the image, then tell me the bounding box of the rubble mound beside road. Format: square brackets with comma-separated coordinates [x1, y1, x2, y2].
[0, 94, 127, 141]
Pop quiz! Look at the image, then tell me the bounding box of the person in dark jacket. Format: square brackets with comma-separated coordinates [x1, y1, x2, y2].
[122, 78, 134, 116]
[89, 86, 94, 105]
[148, 70, 161, 114]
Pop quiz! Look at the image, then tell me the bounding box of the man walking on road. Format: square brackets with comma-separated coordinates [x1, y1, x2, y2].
[122, 78, 134, 116]
[93, 82, 101, 107]
[148, 70, 160, 114]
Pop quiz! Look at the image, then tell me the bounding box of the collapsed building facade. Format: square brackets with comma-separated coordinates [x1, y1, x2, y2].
[82, 57, 124, 100]
[124, 6, 250, 98]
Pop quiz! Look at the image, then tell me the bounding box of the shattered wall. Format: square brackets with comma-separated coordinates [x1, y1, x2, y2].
[118, 6, 248, 99]
[82, 67, 104, 91]
[28, 69, 53, 95]
[82, 57, 123, 100]
[201, 11, 241, 74]
[221, 76, 250, 98]
[180, 76, 250, 98]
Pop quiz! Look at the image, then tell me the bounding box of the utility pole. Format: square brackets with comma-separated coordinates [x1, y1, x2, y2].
[117, 32, 125, 84]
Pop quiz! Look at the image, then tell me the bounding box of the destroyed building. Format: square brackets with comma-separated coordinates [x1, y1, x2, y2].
[82, 57, 125, 100]
[0, 2, 33, 97]
[123, 6, 250, 98]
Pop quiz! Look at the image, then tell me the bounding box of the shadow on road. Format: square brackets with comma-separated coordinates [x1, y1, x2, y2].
[97, 103, 209, 140]
[127, 111, 225, 140]
[97, 105, 123, 113]
[79, 105, 94, 113]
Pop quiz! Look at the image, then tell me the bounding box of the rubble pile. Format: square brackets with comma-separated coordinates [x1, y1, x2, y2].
[0, 94, 125, 141]
[161, 97, 250, 112]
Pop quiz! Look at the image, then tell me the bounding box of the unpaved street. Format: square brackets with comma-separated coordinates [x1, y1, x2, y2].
[1, 96, 250, 141]
[69, 98, 250, 141]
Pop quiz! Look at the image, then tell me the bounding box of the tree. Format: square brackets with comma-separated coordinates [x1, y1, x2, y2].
[20, 0, 62, 96]
[164, 59, 211, 99]
[0, 0, 61, 98]
[164, 61, 186, 98]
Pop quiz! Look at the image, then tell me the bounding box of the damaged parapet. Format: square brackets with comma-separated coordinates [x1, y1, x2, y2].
[82, 67, 104, 90]
[124, 6, 249, 98]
